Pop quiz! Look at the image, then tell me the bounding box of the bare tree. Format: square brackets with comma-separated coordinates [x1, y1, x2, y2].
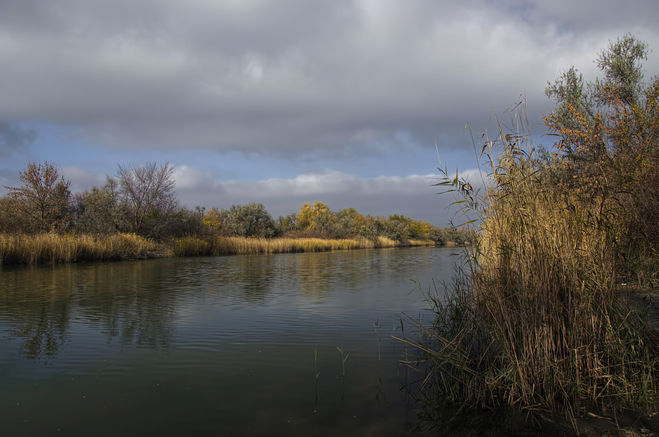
[117, 162, 177, 239]
[5, 162, 71, 233]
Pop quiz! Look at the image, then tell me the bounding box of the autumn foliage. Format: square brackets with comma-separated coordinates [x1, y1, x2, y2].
[403, 35, 657, 431]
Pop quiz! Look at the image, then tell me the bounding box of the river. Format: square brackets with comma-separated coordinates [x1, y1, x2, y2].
[0, 247, 462, 436]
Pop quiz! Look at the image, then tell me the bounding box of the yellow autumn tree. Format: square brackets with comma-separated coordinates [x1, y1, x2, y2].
[296, 202, 337, 233]
[202, 207, 223, 231]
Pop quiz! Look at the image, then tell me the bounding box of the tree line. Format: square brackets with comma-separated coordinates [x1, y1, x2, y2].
[0, 162, 473, 245]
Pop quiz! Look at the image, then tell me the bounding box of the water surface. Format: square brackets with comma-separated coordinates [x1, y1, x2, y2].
[0, 247, 461, 436]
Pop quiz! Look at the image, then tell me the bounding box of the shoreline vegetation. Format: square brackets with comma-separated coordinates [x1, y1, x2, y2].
[0, 232, 444, 266]
[0, 159, 473, 266]
[402, 36, 657, 435]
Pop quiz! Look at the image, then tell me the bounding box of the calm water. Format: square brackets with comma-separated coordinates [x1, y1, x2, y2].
[0, 247, 462, 436]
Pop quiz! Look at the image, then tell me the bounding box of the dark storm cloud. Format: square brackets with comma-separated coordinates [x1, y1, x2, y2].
[1, 0, 657, 157]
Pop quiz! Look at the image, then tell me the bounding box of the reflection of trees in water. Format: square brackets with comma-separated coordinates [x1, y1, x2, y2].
[8, 298, 71, 360]
[233, 256, 274, 302]
[0, 249, 439, 361]
[1, 266, 74, 360]
[198, 249, 420, 300]
[0, 260, 181, 360]
[293, 250, 392, 298]
[74, 260, 179, 350]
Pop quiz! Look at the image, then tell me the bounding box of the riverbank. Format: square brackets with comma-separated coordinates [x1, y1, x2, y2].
[0, 232, 439, 265]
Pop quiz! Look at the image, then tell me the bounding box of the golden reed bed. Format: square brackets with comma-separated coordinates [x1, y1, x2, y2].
[0, 233, 435, 265]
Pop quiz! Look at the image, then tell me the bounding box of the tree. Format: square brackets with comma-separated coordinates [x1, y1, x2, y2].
[295, 201, 337, 235]
[225, 203, 277, 238]
[276, 213, 297, 235]
[544, 34, 658, 282]
[410, 219, 434, 239]
[202, 207, 225, 234]
[382, 215, 412, 241]
[335, 207, 365, 238]
[5, 162, 72, 233]
[117, 162, 177, 239]
[167, 206, 206, 237]
[74, 178, 125, 234]
[0, 196, 23, 233]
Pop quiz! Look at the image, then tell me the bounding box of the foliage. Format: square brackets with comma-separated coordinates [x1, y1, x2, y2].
[74, 178, 125, 234]
[164, 206, 206, 238]
[381, 214, 413, 241]
[544, 34, 658, 285]
[0, 162, 465, 253]
[224, 203, 277, 238]
[403, 36, 657, 432]
[334, 207, 366, 237]
[202, 207, 225, 233]
[295, 201, 338, 235]
[276, 213, 297, 235]
[4, 162, 72, 233]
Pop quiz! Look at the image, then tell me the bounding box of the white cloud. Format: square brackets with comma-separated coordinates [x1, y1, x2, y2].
[60, 166, 108, 193]
[174, 167, 483, 225]
[172, 165, 223, 192]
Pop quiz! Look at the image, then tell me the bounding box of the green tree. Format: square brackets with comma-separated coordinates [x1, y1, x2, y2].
[382, 215, 413, 241]
[334, 207, 365, 238]
[225, 203, 277, 238]
[276, 213, 297, 235]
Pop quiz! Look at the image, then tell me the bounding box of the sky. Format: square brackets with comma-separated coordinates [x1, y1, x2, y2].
[1, 0, 658, 225]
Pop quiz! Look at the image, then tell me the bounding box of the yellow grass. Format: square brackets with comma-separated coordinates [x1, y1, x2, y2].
[0, 233, 161, 264]
[172, 235, 435, 257]
[1, 234, 436, 264]
[405, 134, 657, 428]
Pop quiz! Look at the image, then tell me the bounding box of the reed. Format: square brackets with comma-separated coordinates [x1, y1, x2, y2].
[170, 236, 212, 257]
[1, 233, 436, 265]
[400, 119, 657, 430]
[207, 235, 429, 255]
[0, 233, 161, 264]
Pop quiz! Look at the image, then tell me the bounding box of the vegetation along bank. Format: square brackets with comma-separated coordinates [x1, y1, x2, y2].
[0, 162, 472, 265]
[400, 35, 657, 435]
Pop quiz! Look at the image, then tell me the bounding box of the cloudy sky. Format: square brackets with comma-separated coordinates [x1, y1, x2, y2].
[1, 0, 657, 225]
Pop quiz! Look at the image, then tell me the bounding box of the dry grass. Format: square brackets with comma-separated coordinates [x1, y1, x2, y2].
[0, 233, 162, 264]
[171, 235, 434, 257]
[401, 129, 657, 429]
[0, 233, 436, 264]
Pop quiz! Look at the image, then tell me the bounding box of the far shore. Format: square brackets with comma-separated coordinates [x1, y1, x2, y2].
[0, 232, 452, 266]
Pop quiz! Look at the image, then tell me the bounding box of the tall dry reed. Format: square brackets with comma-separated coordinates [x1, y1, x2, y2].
[2, 234, 435, 265]
[401, 117, 656, 429]
[170, 235, 433, 257]
[0, 233, 161, 264]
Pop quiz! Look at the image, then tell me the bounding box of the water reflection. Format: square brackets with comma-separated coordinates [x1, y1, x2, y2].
[0, 248, 449, 363]
[0, 248, 463, 436]
[0, 260, 181, 358]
